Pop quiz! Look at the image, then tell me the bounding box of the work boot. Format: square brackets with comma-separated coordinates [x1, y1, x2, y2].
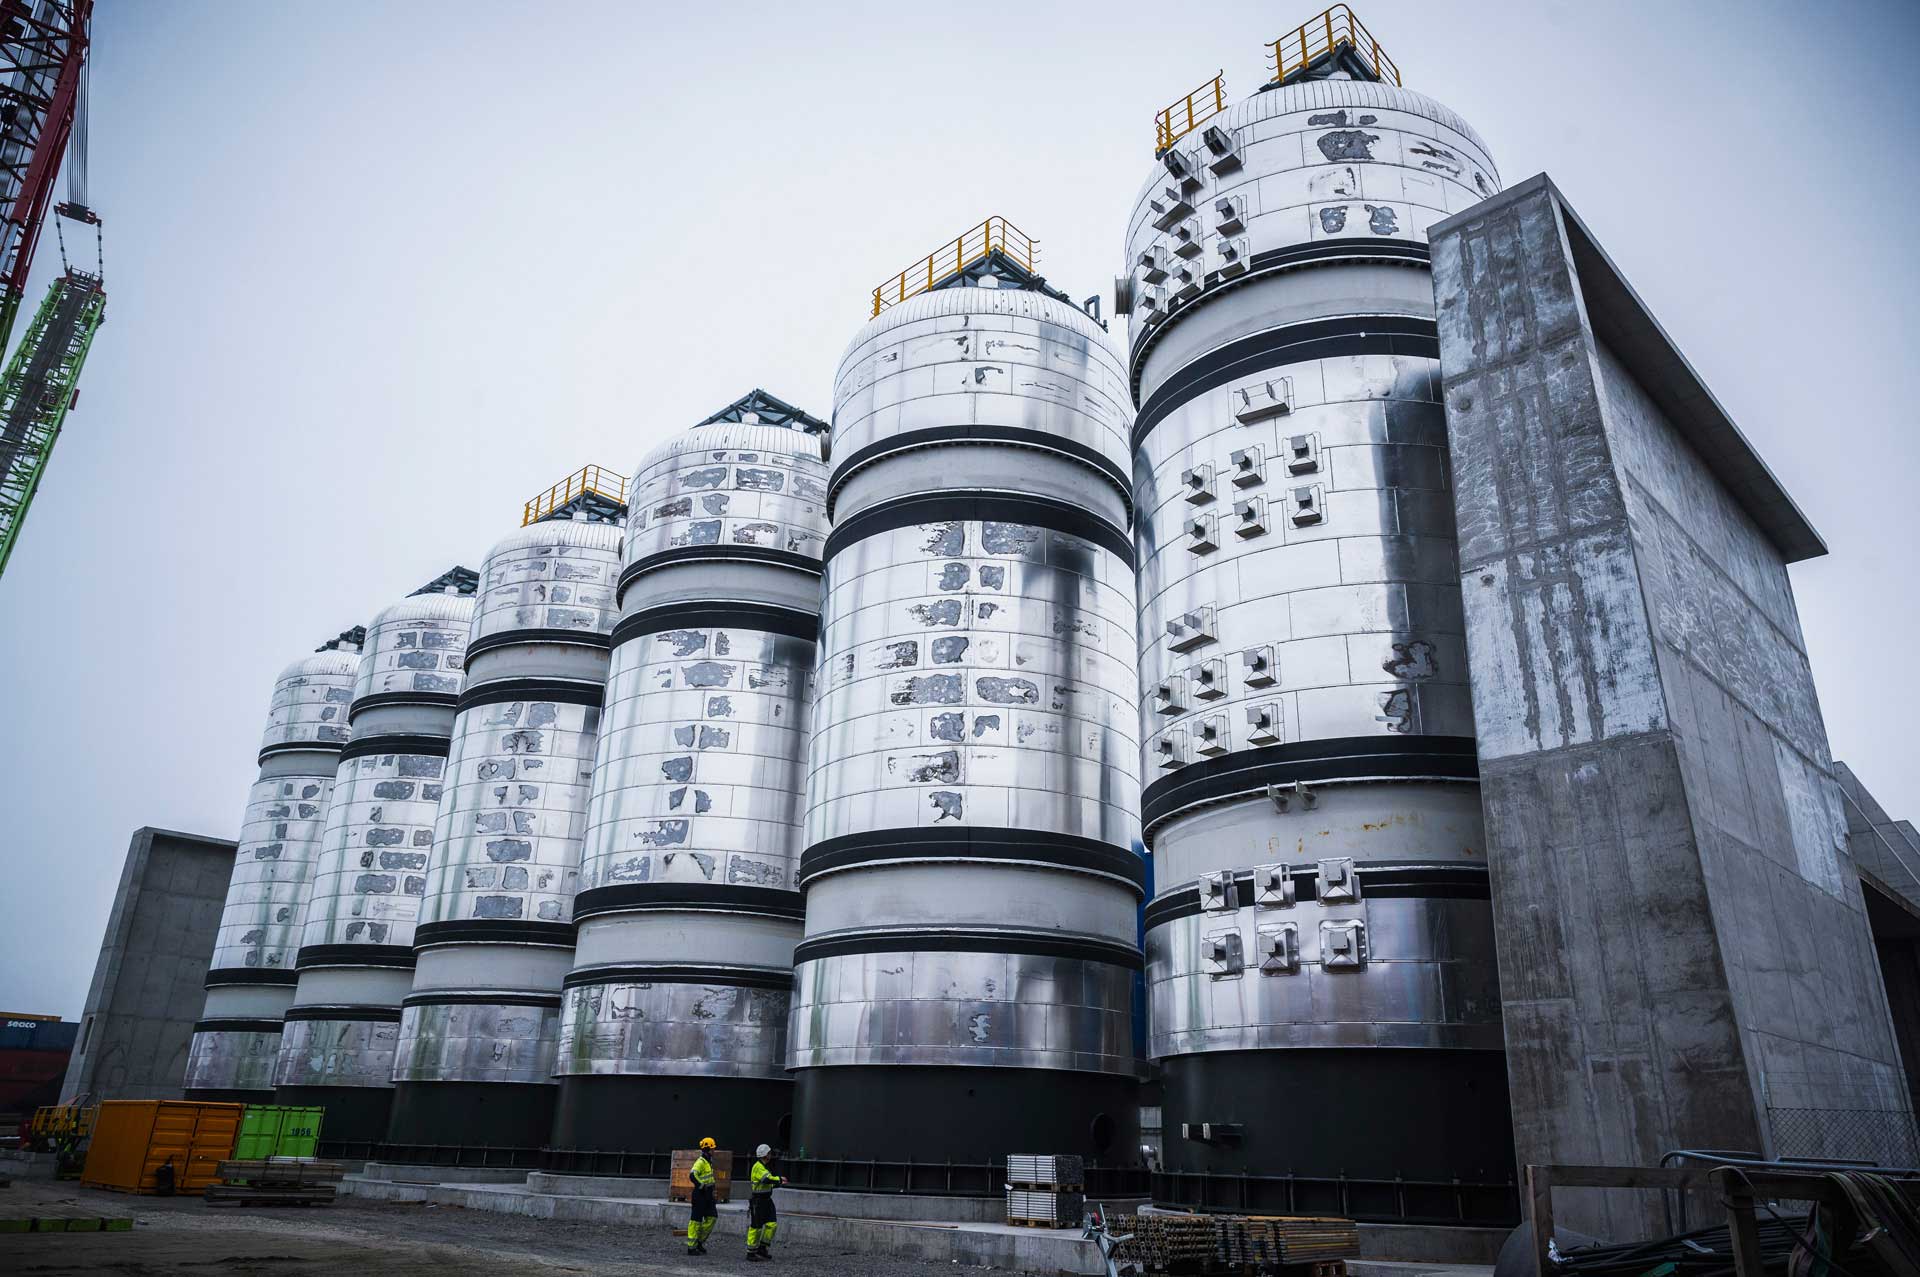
[747, 1250, 768, 1262]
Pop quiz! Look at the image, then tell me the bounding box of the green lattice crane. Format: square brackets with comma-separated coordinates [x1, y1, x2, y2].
[0, 270, 104, 575]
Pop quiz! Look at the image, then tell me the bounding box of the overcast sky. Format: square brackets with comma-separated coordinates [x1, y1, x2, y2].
[1, 0, 1914, 1018]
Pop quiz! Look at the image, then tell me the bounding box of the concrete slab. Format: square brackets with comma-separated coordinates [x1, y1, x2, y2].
[1360, 1222, 1509, 1265]
[362, 1161, 532, 1185]
[339, 1175, 1494, 1273]
[340, 1175, 1104, 1273]
[523, 1170, 669, 1198]
[1351, 1263, 1492, 1277]
[0, 1150, 59, 1181]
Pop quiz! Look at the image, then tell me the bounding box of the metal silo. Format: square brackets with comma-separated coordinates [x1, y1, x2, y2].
[387, 514, 622, 1152]
[1117, 12, 1514, 1223]
[275, 583, 475, 1144]
[183, 645, 360, 1100]
[788, 232, 1146, 1173]
[551, 392, 828, 1159]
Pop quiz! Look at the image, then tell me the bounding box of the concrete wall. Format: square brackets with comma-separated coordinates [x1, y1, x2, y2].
[1836, 762, 1920, 1123]
[1430, 176, 1912, 1235]
[59, 827, 235, 1102]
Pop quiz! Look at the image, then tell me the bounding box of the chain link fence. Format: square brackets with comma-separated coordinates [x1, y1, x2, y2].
[1765, 1069, 1920, 1168]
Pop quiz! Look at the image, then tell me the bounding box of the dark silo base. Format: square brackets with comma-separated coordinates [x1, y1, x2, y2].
[1155, 1049, 1519, 1226]
[183, 1088, 275, 1104]
[550, 1074, 794, 1161]
[386, 1081, 556, 1154]
[792, 1066, 1140, 1169]
[275, 1085, 394, 1148]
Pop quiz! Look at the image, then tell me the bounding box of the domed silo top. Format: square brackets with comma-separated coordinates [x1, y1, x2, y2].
[621, 419, 830, 589]
[258, 649, 360, 756]
[829, 285, 1133, 519]
[351, 593, 476, 707]
[468, 517, 623, 648]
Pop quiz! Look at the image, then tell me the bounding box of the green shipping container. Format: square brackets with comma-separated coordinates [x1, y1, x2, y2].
[234, 1106, 325, 1160]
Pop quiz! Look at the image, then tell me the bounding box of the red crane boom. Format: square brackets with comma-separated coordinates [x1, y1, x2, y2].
[0, 0, 91, 356]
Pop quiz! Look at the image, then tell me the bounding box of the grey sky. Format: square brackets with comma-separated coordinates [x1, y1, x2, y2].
[2, 0, 1914, 1017]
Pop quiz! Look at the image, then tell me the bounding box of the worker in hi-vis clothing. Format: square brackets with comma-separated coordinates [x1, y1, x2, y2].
[685, 1137, 719, 1255]
[745, 1143, 783, 1261]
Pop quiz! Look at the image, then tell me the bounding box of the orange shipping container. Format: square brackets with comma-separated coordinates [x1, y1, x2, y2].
[79, 1100, 243, 1194]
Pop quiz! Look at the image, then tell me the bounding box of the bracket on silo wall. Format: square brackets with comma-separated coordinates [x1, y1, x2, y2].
[1429, 173, 1916, 1240]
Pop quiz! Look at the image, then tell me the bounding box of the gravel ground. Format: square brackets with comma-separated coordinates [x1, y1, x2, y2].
[2, 1180, 1027, 1276]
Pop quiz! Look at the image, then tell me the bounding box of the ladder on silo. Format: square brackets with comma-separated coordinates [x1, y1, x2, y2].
[0, 269, 106, 577]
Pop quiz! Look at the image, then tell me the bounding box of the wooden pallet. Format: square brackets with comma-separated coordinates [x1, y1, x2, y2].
[203, 1184, 336, 1207]
[1007, 1216, 1075, 1229]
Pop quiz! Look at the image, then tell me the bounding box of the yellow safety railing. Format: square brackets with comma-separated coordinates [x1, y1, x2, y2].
[1155, 71, 1227, 154]
[870, 216, 1038, 318]
[1268, 4, 1400, 88]
[29, 1102, 95, 1142]
[522, 463, 629, 526]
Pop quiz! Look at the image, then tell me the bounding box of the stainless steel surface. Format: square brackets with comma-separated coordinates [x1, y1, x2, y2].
[1146, 879, 1502, 1055]
[806, 518, 1139, 845]
[300, 747, 449, 953]
[278, 596, 474, 1092]
[1134, 365, 1474, 787]
[794, 286, 1144, 1086]
[391, 999, 562, 1084]
[1123, 78, 1504, 1069]
[272, 1015, 402, 1089]
[418, 697, 601, 928]
[582, 622, 815, 892]
[398, 521, 623, 1091]
[350, 594, 474, 708]
[563, 419, 828, 1086]
[1126, 79, 1497, 388]
[258, 650, 359, 755]
[182, 1028, 281, 1092]
[300, 596, 473, 960]
[829, 287, 1132, 518]
[468, 518, 622, 647]
[556, 976, 791, 1080]
[623, 422, 828, 580]
[788, 947, 1136, 1074]
[211, 653, 360, 976]
[187, 649, 360, 1093]
[417, 523, 620, 934]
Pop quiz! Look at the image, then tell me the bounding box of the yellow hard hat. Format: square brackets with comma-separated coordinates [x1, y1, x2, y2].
[699, 1137, 717, 1150]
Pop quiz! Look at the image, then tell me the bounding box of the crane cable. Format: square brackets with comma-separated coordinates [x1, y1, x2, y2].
[52, 11, 99, 280]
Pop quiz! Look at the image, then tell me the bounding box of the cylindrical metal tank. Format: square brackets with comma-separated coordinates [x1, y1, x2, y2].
[1120, 71, 1514, 1222]
[789, 283, 1145, 1168]
[183, 648, 359, 1100]
[550, 417, 828, 1156]
[387, 517, 622, 1151]
[274, 591, 474, 1143]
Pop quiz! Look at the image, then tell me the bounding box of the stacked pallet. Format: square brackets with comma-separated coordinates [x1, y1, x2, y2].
[668, 1149, 734, 1204]
[1005, 1153, 1086, 1228]
[1108, 1213, 1216, 1269]
[203, 1157, 346, 1206]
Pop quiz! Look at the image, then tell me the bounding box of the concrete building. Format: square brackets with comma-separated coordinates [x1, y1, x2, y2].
[1836, 762, 1920, 1125]
[61, 827, 235, 1102]
[1429, 174, 1916, 1235]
